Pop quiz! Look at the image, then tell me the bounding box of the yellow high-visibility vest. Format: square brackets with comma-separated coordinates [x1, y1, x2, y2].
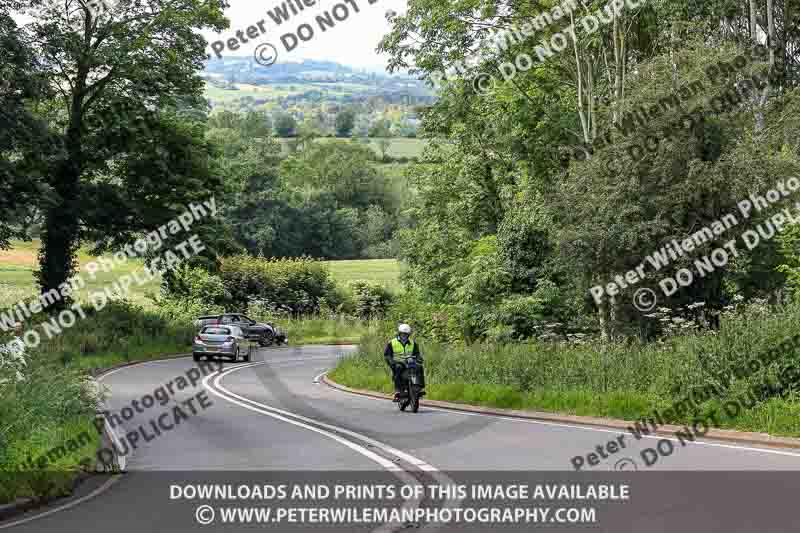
[390, 338, 415, 360]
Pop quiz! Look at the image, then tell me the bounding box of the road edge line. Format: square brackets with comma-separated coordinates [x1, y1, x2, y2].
[321, 374, 800, 452]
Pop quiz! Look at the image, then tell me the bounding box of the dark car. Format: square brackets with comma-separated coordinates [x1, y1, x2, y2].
[194, 313, 287, 347]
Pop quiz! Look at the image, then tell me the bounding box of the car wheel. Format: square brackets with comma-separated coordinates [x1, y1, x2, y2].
[193, 353, 201, 362]
[231, 347, 240, 363]
[244, 347, 251, 362]
[258, 330, 275, 347]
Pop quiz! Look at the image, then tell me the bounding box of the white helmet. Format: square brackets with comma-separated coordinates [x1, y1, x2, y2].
[398, 324, 412, 334]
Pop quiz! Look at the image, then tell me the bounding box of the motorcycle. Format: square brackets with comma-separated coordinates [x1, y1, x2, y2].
[393, 355, 424, 413]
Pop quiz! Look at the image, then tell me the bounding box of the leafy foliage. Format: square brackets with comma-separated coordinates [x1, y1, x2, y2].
[13, 0, 227, 302]
[219, 256, 336, 315]
[348, 280, 394, 319]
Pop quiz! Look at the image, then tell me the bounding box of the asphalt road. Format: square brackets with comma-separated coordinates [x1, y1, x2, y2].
[5, 345, 800, 532]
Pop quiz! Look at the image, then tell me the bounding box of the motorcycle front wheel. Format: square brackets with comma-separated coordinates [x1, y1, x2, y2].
[409, 384, 420, 413]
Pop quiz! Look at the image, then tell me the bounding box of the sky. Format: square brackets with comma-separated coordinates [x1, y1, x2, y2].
[202, 0, 407, 71]
[13, 0, 408, 72]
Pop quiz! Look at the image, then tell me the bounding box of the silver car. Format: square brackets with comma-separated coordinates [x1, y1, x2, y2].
[192, 325, 254, 363]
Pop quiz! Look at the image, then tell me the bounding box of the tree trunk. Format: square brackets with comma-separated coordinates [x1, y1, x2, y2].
[37, 97, 84, 309]
[570, 11, 592, 145]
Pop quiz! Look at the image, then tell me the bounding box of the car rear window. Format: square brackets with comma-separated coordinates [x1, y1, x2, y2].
[202, 326, 231, 335]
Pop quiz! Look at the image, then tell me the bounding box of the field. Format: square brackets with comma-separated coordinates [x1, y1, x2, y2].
[322, 259, 403, 291]
[277, 137, 428, 159]
[0, 241, 160, 309]
[204, 81, 377, 112]
[0, 241, 402, 309]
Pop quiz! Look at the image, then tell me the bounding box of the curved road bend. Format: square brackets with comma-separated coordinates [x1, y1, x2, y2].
[4, 345, 800, 532]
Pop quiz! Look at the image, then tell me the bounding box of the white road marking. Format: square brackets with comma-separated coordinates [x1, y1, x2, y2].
[211, 362, 441, 472]
[204, 364, 402, 471]
[422, 406, 800, 458]
[100, 417, 127, 471]
[204, 362, 445, 532]
[325, 379, 800, 460]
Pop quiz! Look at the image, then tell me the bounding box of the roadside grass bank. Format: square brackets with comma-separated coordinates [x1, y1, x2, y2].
[329, 302, 800, 439]
[0, 354, 102, 504]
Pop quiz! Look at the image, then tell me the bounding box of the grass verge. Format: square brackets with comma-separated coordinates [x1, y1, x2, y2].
[330, 303, 800, 439]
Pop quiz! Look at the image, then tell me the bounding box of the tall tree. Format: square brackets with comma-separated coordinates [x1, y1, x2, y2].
[0, 1, 49, 249]
[20, 0, 227, 304]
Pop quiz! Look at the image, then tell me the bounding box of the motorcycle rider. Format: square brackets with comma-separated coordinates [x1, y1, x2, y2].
[384, 324, 426, 397]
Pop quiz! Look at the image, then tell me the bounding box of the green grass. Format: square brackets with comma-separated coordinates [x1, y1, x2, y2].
[330, 307, 800, 440]
[0, 348, 102, 504]
[279, 316, 380, 345]
[323, 259, 402, 291]
[331, 358, 656, 420]
[359, 138, 427, 159]
[0, 240, 160, 309]
[0, 416, 101, 503]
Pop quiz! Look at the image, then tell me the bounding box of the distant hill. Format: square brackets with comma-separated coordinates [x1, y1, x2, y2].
[204, 57, 362, 82]
[202, 57, 435, 105]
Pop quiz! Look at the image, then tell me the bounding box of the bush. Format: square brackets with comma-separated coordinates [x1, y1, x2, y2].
[31, 300, 195, 369]
[387, 291, 465, 344]
[162, 265, 229, 304]
[155, 296, 226, 323]
[348, 280, 394, 319]
[220, 256, 336, 314]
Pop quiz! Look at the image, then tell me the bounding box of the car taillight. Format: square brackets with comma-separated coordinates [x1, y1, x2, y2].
[226, 336, 235, 343]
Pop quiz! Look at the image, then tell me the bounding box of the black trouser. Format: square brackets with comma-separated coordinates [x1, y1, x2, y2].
[390, 361, 426, 390]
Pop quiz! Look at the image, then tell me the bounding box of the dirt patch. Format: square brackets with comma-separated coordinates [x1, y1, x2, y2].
[0, 250, 37, 268]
